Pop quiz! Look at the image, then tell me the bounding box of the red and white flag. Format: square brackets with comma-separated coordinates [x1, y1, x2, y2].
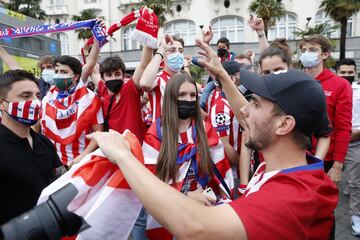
[142, 120, 234, 239]
[38, 130, 143, 240]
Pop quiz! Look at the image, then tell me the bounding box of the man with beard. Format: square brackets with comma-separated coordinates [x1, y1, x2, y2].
[87, 39, 338, 239]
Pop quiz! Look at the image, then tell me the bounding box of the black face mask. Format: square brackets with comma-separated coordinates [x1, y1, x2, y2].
[343, 76, 355, 84]
[105, 79, 123, 93]
[177, 100, 197, 119]
[217, 48, 229, 60]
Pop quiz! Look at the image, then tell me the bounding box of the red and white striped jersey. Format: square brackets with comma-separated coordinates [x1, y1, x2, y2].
[209, 96, 242, 154]
[206, 88, 222, 114]
[148, 70, 171, 122]
[41, 81, 104, 166]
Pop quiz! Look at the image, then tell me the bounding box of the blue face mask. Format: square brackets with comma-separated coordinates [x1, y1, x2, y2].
[41, 69, 55, 85]
[300, 52, 321, 68]
[166, 53, 184, 73]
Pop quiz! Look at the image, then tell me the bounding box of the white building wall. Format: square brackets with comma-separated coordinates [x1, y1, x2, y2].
[40, 0, 360, 57]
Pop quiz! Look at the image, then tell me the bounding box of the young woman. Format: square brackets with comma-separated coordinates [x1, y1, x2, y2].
[132, 73, 234, 240]
[258, 38, 292, 74]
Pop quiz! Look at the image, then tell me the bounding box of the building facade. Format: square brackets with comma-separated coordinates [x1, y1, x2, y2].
[0, 3, 61, 74]
[40, 0, 360, 68]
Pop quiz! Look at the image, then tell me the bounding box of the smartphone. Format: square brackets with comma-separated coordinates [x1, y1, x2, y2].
[202, 187, 217, 201]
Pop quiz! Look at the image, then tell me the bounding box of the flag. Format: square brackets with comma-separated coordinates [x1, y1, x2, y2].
[38, 130, 143, 240]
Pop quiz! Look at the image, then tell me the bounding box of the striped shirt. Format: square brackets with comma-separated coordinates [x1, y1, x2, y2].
[41, 81, 104, 166]
[209, 95, 242, 153]
[148, 70, 171, 122]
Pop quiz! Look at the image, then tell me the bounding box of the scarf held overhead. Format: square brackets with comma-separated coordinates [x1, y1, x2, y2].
[0, 19, 108, 47]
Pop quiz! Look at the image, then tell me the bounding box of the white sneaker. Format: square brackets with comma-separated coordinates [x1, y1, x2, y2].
[351, 215, 360, 237]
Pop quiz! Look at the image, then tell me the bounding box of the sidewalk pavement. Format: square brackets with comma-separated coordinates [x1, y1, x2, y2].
[335, 179, 359, 239]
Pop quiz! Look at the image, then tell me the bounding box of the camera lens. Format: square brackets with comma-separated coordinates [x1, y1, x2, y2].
[1, 183, 82, 240]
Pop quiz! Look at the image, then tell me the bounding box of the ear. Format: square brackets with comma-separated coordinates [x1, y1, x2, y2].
[321, 51, 330, 61]
[274, 115, 296, 136]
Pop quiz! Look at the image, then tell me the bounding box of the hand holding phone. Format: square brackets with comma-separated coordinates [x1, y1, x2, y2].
[202, 187, 217, 201]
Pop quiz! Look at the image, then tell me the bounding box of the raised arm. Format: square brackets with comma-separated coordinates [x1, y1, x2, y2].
[0, 45, 22, 70]
[81, 19, 105, 82]
[139, 35, 171, 92]
[132, 45, 153, 89]
[87, 130, 248, 240]
[195, 38, 248, 122]
[248, 16, 269, 52]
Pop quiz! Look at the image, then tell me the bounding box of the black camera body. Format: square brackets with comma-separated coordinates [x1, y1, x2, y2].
[1, 183, 82, 240]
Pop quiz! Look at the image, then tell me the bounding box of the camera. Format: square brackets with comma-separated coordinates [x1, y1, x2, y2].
[0, 183, 83, 240]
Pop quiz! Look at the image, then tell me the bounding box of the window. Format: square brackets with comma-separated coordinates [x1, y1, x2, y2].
[84, 0, 97, 4]
[50, 0, 64, 5]
[315, 9, 353, 38]
[211, 16, 244, 43]
[122, 26, 141, 50]
[52, 33, 69, 55]
[268, 13, 297, 40]
[164, 20, 196, 46]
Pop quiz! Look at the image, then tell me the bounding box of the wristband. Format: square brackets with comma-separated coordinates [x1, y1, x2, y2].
[258, 32, 265, 38]
[155, 52, 164, 60]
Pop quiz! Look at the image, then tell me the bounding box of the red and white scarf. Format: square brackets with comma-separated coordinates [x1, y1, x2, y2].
[41, 81, 101, 144]
[142, 120, 234, 239]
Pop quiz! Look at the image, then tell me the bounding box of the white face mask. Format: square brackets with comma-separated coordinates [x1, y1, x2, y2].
[300, 52, 321, 68]
[41, 69, 55, 85]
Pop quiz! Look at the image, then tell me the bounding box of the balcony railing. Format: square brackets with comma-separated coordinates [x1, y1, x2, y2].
[46, 5, 69, 16]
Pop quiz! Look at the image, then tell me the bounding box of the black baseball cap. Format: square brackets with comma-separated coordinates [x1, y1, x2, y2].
[222, 61, 241, 76]
[239, 69, 326, 136]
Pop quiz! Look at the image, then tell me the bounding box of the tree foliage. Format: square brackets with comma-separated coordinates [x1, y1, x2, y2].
[248, 0, 286, 38]
[320, 0, 360, 59]
[5, 0, 46, 20]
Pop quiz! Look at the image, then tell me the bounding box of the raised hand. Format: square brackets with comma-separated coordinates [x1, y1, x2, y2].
[202, 26, 213, 44]
[86, 130, 131, 165]
[195, 38, 227, 79]
[248, 15, 264, 32]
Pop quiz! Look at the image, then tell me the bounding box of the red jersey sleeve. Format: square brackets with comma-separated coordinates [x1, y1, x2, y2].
[229, 171, 338, 240]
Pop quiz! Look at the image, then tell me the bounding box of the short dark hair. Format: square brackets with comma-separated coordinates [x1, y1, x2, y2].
[0, 69, 38, 98]
[172, 35, 185, 48]
[99, 56, 126, 78]
[336, 58, 357, 71]
[272, 103, 309, 149]
[217, 37, 230, 48]
[259, 38, 292, 67]
[299, 35, 332, 53]
[54, 55, 82, 76]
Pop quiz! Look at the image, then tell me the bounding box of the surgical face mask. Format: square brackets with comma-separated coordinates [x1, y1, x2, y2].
[217, 48, 229, 60]
[54, 74, 74, 92]
[42, 69, 55, 85]
[300, 52, 321, 68]
[166, 53, 184, 73]
[177, 100, 197, 119]
[105, 79, 123, 93]
[343, 75, 355, 84]
[2, 99, 41, 126]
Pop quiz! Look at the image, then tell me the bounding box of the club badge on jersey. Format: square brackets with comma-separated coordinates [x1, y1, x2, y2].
[5, 99, 41, 126]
